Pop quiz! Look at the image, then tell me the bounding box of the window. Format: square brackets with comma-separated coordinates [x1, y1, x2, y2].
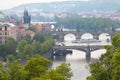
[5, 32, 7, 35]
[5, 26, 7, 31]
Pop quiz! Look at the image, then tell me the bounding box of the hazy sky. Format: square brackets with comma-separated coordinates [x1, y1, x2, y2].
[0, 0, 90, 10]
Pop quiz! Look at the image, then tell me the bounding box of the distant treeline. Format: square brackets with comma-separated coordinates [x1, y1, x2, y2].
[56, 16, 120, 30]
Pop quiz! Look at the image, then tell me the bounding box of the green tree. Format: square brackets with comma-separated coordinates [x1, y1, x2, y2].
[33, 33, 45, 43]
[34, 69, 68, 80]
[5, 37, 17, 55]
[87, 32, 120, 80]
[23, 44, 34, 57]
[33, 63, 72, 80]
[0, 44, 6, 60]
[41, 36, 54, 53]
[110, 48, 120, 80]
[112, 32, 120, 48]
[22, 34, 32, 44]
[32, 41, 41, 55]
[0, 38, 17, 60]
[55, 63, 73, 79]
[7, 62, 28, 80]
[0, 61, 27, 80]
[24, 56, 51, 79]
[0, 62, 10, 80]
[7, 54, 16, 62]
[88, 62, 109, 80]
[17, 39, 28, 53]
[0, 56, 73, 80]
[56, 16, 120, 30]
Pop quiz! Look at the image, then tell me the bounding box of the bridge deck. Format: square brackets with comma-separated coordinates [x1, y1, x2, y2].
[54, 45, 104, 50]
[54, 41, 111, 52]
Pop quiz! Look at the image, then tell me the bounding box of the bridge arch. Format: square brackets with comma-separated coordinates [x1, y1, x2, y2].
[81, 33, 93, 39]
[99, 33, 111, 42]
[64, 33, 76, 42]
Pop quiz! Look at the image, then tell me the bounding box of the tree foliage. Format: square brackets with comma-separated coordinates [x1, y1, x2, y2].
[22, 34, 32, 44]
[87, 32, 120, 80]
[0, 62, 27, 80]
[24, 56, 51, 79]
[0, 38, 17, 61]
[112, 32, 120, 49]
[17, 39, 28, 53]
[16, 34, 54, 60]
[0, 56, 72, 80]
[55, 63, 73, 79]
[32, 41, 41, 54]
[0, 30, 71, 80]
[56, 16, 120, 30]
[33, 33, 45, 43]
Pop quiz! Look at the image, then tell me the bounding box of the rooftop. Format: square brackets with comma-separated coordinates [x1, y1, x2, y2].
[0, 22, 16, 27]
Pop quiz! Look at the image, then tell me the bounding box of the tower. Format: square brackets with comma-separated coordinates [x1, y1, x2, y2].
[23, 10, 31, 24]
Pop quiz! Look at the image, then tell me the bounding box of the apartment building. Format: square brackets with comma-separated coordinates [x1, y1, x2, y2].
[0, 22, 18, 43]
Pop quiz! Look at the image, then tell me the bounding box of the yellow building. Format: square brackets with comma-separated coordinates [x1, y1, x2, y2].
[0, 22, 18, 43]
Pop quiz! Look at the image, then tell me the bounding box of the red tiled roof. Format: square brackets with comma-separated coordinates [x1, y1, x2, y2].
[18, 24, 24, 29]
[23, 30, 34, 35]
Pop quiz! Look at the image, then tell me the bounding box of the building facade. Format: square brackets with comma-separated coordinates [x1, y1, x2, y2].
[23, 10, 31, 24]
[0, 23, 18, 43]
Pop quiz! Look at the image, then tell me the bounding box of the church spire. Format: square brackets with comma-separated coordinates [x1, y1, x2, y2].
[23, 9, 31, 24]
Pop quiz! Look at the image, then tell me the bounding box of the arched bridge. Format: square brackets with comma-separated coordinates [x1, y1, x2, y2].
[52, 41, 111, 62]
[51, 30, 116, 42]
[53, 45, 105, 53]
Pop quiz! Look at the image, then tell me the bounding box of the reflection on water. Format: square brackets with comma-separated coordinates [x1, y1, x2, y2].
[52, 49, 106, 80]
[53, 56, 66, 61]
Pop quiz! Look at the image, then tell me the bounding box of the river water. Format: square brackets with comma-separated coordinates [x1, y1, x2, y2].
[52, 49, 106, 80]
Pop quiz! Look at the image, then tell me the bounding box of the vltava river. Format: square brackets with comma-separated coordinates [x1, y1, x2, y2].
[52, 49, 106, 80]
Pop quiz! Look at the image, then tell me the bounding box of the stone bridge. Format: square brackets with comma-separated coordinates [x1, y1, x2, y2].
[53, 45, 105, 53]
[51, 30, 116, 42]
[52, 42, 109, 62]
[52, 42, 111, 62]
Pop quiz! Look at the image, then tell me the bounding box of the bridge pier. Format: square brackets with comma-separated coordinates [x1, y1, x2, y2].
[51, 49, 67, 60]
[51, 49, 72, 60]
[86, 51, 91, 62]
[85, 44, 91, 62]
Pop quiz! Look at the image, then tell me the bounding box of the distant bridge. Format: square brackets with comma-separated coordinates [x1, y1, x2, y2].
[51, 30, 116, 42]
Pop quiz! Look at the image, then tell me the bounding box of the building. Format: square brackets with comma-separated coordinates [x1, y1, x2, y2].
[22, 30, 35, 38]
[31, 22, 56, 32]
[0, 22, 18, 43]
[18, 24, 25, 40]
[23, 10, 31, 24]
[34, 23, 42, 32]
[42, 23, 52, 31]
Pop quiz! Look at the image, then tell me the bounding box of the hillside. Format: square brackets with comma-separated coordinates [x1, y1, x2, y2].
[5, 0, 120, 12]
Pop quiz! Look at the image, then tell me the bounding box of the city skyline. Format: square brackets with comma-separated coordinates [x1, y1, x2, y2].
[0, 0, 90, 10]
